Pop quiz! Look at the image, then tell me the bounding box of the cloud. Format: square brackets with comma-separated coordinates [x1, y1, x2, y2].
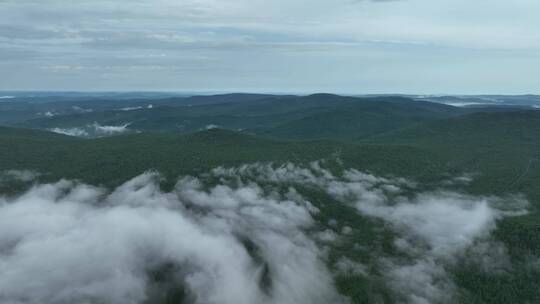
[49, 127, 88, 137]
[42, 111, 56, 117]
[324, 171, 526, 303]
[0, 170, 40, 182]
[0, 171, 345, 304]
[2, 0, 540, 93]
[0, 162, 529, 303]
[48, 123, 131, 137]
[91, 122, 130, 135]
[205, 124, 219, 130]
[383, 257, 454, 304]
[72, 106, 93, 113]
[354, 192, 497, 258]
[119, 106, 143, 111]
[334, 257, 367, 277]
[211, 161, 529, 303]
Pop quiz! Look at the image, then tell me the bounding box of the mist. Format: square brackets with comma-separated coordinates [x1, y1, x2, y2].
[0, 171, 343, 304]
[0, 162, 528, 304]
[49, 122, 131, 138]
[211, 162, 528, 303]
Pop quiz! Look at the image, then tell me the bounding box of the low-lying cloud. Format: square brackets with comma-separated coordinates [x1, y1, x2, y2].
[91, 122, 130, 135]
[0, 170, 40, 182]
[49, 127, 88, 137]
[0, 162, 528, 304]
[211, 162, 528, 303]
[0, 171, 344, 304]
[49, 122, 131, 137]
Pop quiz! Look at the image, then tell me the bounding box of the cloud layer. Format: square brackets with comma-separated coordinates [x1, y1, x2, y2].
[2, 0, 540, 93]
[211, 162, 528, 303]
[49, 122, 131, 137]
[0, 162, 528, 303]
[0, 171, 344, 304]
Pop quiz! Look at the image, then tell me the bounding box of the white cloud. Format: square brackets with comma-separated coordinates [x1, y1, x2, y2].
[0, 162, 529, 303]
[211, 161, 529, 303]
[0, 171, 344, 304]
[49, 123, 131, 137]
[335, 257, 367, 277]
[91, 122, 131, 135]
[316, 229, 339, 243]
[383, 257, 454, 304]
[354, 192, 497, 258]
[0, 170, 40, 182]
[120, 106, 143, 111]
[72, 106, 93, 113]
[49, 127, 88, 137]
[341, 226, 353, 235]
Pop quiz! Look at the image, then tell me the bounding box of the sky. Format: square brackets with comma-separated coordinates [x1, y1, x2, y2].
[1, 0, 540, 94]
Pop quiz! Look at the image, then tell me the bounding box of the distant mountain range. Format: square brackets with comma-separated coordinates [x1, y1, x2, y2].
[2, 92, 539, 140]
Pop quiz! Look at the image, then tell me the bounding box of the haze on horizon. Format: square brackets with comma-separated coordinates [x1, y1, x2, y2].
[1, 0, 540, 94]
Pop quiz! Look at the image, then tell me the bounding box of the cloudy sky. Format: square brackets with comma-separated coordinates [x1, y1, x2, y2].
[1, 0, 539, 94]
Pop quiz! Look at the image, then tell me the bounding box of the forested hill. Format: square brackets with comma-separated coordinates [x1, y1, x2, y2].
[5, 94, 473, 140]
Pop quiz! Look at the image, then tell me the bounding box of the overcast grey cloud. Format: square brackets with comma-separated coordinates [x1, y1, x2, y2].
[1, 0, 540, 93]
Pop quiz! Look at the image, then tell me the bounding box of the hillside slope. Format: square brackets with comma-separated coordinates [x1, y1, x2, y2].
[370, 110, 540, 145]
[0, 127, 443, 187]
[261, 97, 464, 140]
[367, 110, 540, 203]
[13, 94, 469, 140]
